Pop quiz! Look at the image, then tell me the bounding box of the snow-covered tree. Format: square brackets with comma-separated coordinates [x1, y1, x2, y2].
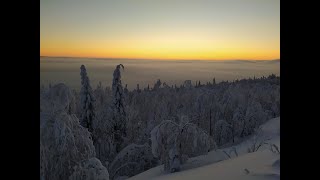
[40, 139, 48, 180]
[40, 111, 96, 180]
[40, 84, 46, 94]
[92, 109, 116, 166]
[124, 84, 129, 94]
[40, 73, 280, 178]
[136, 84, 141, 93]
[242, 100, 267, 136]
[40, 83, 96, 180]
[40, 83, 76, 114]
[231, 105, 246, 142]
[80, 65, 95, 133]
[177, 121, 210, 158]
[184, 80, 192, 88]
[94, 81, 110, 112]
[85, 81, 116, 165]
[153, 79, 162, 90]
[69, 157, 109, 180]
[111, 64, 127, 153]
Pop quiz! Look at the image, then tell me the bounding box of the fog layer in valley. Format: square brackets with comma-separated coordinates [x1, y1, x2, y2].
[40, 57, 279, 90]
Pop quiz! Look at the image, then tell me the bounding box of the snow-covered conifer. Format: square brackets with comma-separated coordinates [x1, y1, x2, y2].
[111, 64, 127, 153]
[80, 65, 95, 133]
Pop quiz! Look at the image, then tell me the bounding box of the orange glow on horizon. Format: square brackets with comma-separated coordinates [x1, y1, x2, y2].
[40, 50, 279, 61]
[40, 36, 279, 60]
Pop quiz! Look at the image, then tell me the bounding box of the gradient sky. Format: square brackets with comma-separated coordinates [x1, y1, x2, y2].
[40, 0, 280, 60]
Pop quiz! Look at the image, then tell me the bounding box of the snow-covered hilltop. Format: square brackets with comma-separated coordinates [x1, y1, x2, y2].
[40, 64, 280, 180]
[129, 117, 280, 180]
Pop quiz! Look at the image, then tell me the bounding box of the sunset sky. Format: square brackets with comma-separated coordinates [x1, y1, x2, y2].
[40, 0, 280, 60]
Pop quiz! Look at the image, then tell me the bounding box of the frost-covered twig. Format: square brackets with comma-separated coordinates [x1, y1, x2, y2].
[247, 136, 271, 153]
[232, 147, 238, 157]
[268, 143, 280, 154]
[223, 150, 232, 159]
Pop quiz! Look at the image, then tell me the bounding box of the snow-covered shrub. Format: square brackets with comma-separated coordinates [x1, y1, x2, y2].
[178, 122, 211, 158]
[209, 136, 217, 151]
[214, 120, 232, 146]
[150, 120, 210, 172]
[40, 110, 96, 180]
[242, 101, 267, 137]
[91, 83, 115, 164]
[168, 146, 181, 173]
[40, 139, 48, 180]
[269, 143, 280, 154]
[109, 143, 158, 179]
[69, 157, 109, 180]
[231, 105, 246, 141]
[247, 128, 270, 153]
[92, 111, 116, 166]
[150, 121, 179, 172]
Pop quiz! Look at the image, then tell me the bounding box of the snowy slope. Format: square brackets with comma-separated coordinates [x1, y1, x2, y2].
[128, 117, 280, 180]
[152, 150, 279, 180]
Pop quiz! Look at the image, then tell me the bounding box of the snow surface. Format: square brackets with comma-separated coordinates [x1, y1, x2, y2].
[128, 117, 280, 180]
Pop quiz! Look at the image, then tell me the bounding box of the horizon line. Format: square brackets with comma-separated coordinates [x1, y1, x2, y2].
[40, 55, 280, 61]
